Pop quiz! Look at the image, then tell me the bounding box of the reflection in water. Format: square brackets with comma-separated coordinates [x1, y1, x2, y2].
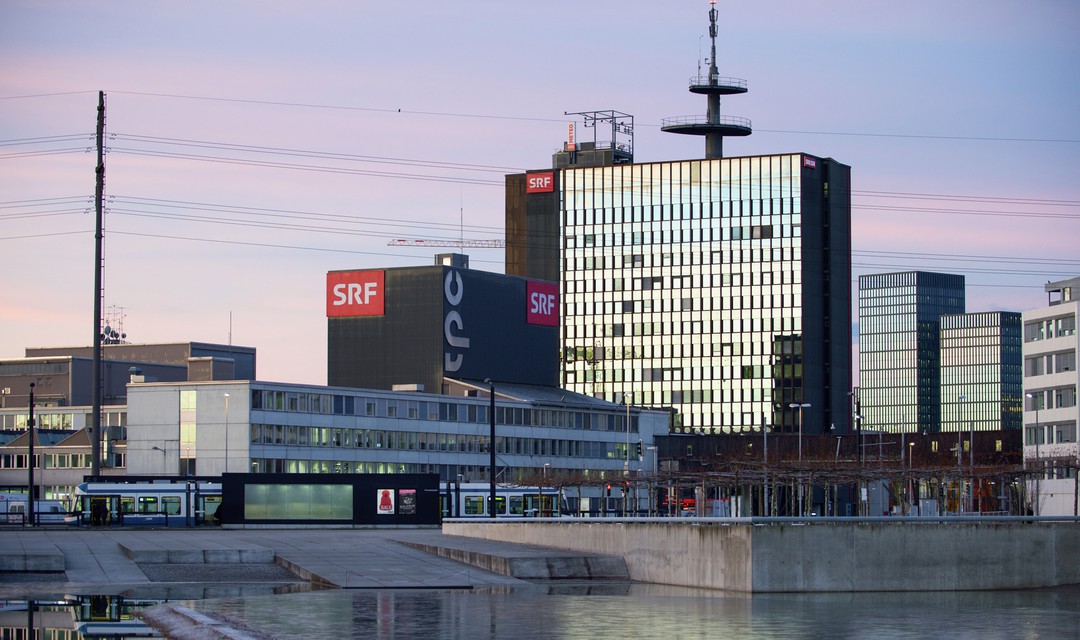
[5, 585, 1078, 639]
[186, 584, 1080, 640]
[0, 595, 162, 639]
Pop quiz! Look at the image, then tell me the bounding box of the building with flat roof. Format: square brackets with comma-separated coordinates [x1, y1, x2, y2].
[940, 311, 1023, 434]
[124, 378, 668, 490]
[858, 271, 966, 433]
[1022, 276, 1079, 515]
[327, 255, 560, 393]
[504, 5, 851, 437]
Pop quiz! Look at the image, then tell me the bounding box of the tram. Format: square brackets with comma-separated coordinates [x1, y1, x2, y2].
[441, 482, 570, 518]
[68, 479, 222, 527]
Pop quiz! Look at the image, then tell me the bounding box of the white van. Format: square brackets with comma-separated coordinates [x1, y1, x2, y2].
[0, 493, 67, 524]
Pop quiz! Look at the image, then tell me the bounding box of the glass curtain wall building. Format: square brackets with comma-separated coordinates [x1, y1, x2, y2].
[858, 271, 965, 433]
[558, 153, 851, 435]
[940, 311, 1023, 433]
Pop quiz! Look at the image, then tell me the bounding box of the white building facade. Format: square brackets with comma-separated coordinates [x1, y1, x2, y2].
[125, 379, 668, 487]
[1022, 277, 1080, 516]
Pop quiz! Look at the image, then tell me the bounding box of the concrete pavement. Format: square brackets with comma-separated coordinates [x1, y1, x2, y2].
[0, 526, 628, 596]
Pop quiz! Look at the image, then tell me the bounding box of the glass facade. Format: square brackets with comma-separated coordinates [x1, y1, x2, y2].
[858, 271, 965, 433]
[559, 154, 848, 434]
[940, 311, 1023, 432]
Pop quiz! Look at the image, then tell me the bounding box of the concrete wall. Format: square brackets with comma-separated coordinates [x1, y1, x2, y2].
[444, 521, 1080, 592]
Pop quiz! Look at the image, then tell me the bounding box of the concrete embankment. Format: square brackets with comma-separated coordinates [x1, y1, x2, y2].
[444, 518, 1080, 592]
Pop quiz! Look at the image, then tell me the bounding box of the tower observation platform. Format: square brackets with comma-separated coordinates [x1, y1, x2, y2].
[661, 1, 752, 158]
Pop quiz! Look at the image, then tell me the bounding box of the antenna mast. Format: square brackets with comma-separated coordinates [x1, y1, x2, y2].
[661, 0, 752, 158]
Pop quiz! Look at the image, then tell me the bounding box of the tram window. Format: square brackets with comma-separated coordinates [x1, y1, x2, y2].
[509, 496, 525, 515]
[162, 496, 181, 515]
[493, 496, 506, 515]
[463, 496, 485, 515]
[138, 496, 158, 514]
[120, 497, 135, 513]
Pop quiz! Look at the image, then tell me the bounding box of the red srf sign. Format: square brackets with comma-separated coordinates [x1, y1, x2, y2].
[526, 172, 554, 193]
[326, 270, 385, 317]
[526, 280, 559, 326]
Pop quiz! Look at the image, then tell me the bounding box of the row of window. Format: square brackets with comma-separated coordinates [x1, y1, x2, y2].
[565, 316, 802, 341]
[251, 388, 634, 431]
[1024, 352, 1077, 376]
[248, 423, 634, 460]
[566, 246, 801, 272]
[0, 453, 98, 470]
[565, 267, 797, 291]
[0, 410, 126, 430]
[562, 156, 805, 209]
[1026, 387, 1079, 411]
[1024, 315, 1077, 342]
[1024, 420, 1078, 445]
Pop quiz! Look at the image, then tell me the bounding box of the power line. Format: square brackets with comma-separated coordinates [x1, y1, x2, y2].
[106, 90, 1080, 144]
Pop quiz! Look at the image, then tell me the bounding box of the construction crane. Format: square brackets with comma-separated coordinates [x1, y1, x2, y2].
[387, 238, 505, 248]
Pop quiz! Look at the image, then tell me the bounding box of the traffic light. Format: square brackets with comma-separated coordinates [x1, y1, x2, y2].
[605, 484, 611, 497]
[635, 440, 643, 460]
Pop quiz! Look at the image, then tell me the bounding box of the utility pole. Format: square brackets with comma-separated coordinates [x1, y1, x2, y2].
[91, 91, 106, 477]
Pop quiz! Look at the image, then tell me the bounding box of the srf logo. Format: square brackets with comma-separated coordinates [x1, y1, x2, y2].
[526, 280, 559, 327]
[326, 270, 385, 317]
[526, 172, 554, 193]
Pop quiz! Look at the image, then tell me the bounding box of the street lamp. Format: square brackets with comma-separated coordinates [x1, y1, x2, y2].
[223, 393, 230, 474]
[789, 403, 810, 462]
[623, 395, 632, 476]
[957, 394, 965, 466]
[1026, 391, 1040, 517]
[485, 378, 496, 519]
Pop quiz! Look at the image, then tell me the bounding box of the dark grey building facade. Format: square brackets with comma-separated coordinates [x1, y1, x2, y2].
[327, 259, 559, 393]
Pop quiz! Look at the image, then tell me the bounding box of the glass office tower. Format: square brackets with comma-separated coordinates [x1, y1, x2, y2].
[858, 271, 965, 433]
[554, 153, 851, 435]
[940, 311, 1023, 433]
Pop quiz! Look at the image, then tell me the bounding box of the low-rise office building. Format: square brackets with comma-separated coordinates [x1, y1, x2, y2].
[1023, 277, 1080, 516]
[125, 378, 668, 490]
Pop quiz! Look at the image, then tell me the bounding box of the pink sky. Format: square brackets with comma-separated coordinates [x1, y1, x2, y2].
[2, 1, 1078, 385]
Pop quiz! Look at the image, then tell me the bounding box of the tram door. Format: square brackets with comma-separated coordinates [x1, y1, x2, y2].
[85, 496, 116, 526]
[199, 494, 223, 525]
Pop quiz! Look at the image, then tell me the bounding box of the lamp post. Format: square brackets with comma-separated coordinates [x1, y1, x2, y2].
[1026, 391, 1040, 516]
[624, 395, 632, 477]
[788, 403, 810, 462]
[957, 394, 967, 513]
[485, 379, 496, 519]
[223, 393, 230, 474]
[908, 440, 916, 515]
[27, 382, 36, 527]
[788, 402, 810, 517]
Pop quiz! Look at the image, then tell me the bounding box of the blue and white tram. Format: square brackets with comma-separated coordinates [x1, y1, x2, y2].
[441, 482, 570, 518]
[70, 479, 222, 527]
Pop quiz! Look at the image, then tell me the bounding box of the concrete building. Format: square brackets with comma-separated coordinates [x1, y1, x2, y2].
[1022, 276, 1080, 516]
[327, 255, 559, 393]
[858, 271, 966, 433]
[0, 341, 254, 502]
[124, 378, 668, 491]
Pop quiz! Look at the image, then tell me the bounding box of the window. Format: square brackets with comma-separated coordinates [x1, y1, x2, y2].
[463, 496, 485, 515]
[162, 496, 181, 515]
